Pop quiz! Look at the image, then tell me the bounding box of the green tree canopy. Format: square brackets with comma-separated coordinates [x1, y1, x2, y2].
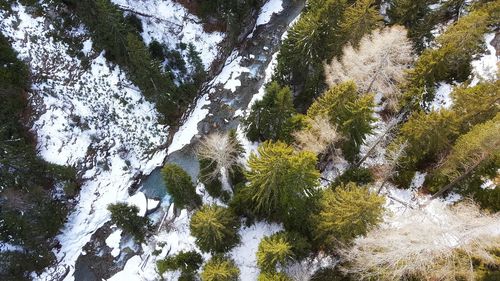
[190, 205, 240, 253]
[161, 163, 201, 209]
[244, 141, 320, 232]
[200, 255, 240, 281]
[107, 203, 151, 243]
[256, 232, 294, 272]
[258, 271, 293, 281]
[308, 82, 375, 162]
[314, 183, 384, 247]
[243, 82, 299, 142]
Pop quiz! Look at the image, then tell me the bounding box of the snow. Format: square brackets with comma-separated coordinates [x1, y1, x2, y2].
[470, 33, 498, 86]
[128, 192, 148, 216]
[230, 222, 283, 281]
[430, 82, 453, 111]
[147, 198, 161, 211]
[105, 229, 123, 258]
[167, 94, 210, 154]
[110, 0, 224, 69]
[82, 39, 92, 56]
[107, 255, 142, 281]
[1, 4, 168, 280]
[0, 242, 23, 253]
[211, 51, 251, 92]
[256, 0, 283, 26]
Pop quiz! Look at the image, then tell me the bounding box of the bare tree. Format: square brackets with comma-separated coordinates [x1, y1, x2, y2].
[325, 26, 414, 111]
[293, 115, 343, 155]
[340, 201, 500, 280]
[197, 132, 241, 181]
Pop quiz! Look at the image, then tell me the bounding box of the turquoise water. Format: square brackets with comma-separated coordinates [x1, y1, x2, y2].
[139, 149, 199, 200]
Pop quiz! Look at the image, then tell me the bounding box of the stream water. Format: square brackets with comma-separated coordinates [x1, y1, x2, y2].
[139, 148, 199, 200]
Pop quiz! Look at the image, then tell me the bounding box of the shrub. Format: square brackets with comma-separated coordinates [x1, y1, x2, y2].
[258, 271, 293, 281]
[332, 168, 373, 187]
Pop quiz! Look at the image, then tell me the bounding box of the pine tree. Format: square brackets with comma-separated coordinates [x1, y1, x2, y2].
[428, 114, 500, 197]
[308, 82, 375, 162]
[161, 164, 201, 209]
[200, 256, 240, 281]
[387, 0, 437, 51]
[244, 141, 320, 232]
[243, 82, 298, 142]
[389, 109, 459, 186]
[314, 183, 384, 247]
[258, 272, 293, 281]
[273, 0, 348, 108]
[339, 0, 382, 47]
[107, 203, 151, 243]
[451, 81, 500, 133]
[403, 2, 497, 106]
[189, 205, 240, 253]
[256, 233, 294, 272]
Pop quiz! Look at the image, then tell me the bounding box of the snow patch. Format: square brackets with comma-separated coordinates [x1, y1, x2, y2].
[167, 94, 210, 154]
[430, 82, 453, 111]
[105, 229, 123, 258]
[128, 192, 148, 217]
[230, 222, 283, 281]
[471, 33, 498, 86]
[256, 0, 283, 26]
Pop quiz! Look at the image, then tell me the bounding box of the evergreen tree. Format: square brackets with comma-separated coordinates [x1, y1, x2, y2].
[200, 255, 240, 281]
[403, 2, 498, 106]
[273, 0, 348, 108]
[244, 141, 320, 232]
[161, 164, 201, 209]
[314, 183, 384, 247]
[107, 203, 151, 243]
[339, 0, 382, 47]
[189, 205, 240, 253]
[156, 250, 202, 276]
[256, 233, 294, 272]
[308, 82, 375, 162]
[258, 272, 293, 281]
[389, 109, 459, 186]
[451, 81, 500, 133]
[243, 82, 298, 142]
[387, 0, 437, 51]
[428, 114, 500, 196]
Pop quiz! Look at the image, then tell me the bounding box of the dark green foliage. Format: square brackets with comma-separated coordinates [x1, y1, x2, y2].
[125, 14, 143, 33]
[148, 40, 165, 61]
[199, 157, 224, 198]
[308, 82, 375, 162]
[197, 0, 262, 37]
[333, 167, 373, 187]
[162, 163, 201, 209]
[190, 205, 240, 253]
[274, 0, 348, 109]
[243, 82, 299, 142]
[156, 250, 202, 276]
[256, 231, 312, 272]
[107, 203, 151, 243]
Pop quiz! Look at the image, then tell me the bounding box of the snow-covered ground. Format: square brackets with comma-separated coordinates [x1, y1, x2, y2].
[1, 3, 169, 280]
[110, 0, 224, 69]
[471, 33, 498, 86]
